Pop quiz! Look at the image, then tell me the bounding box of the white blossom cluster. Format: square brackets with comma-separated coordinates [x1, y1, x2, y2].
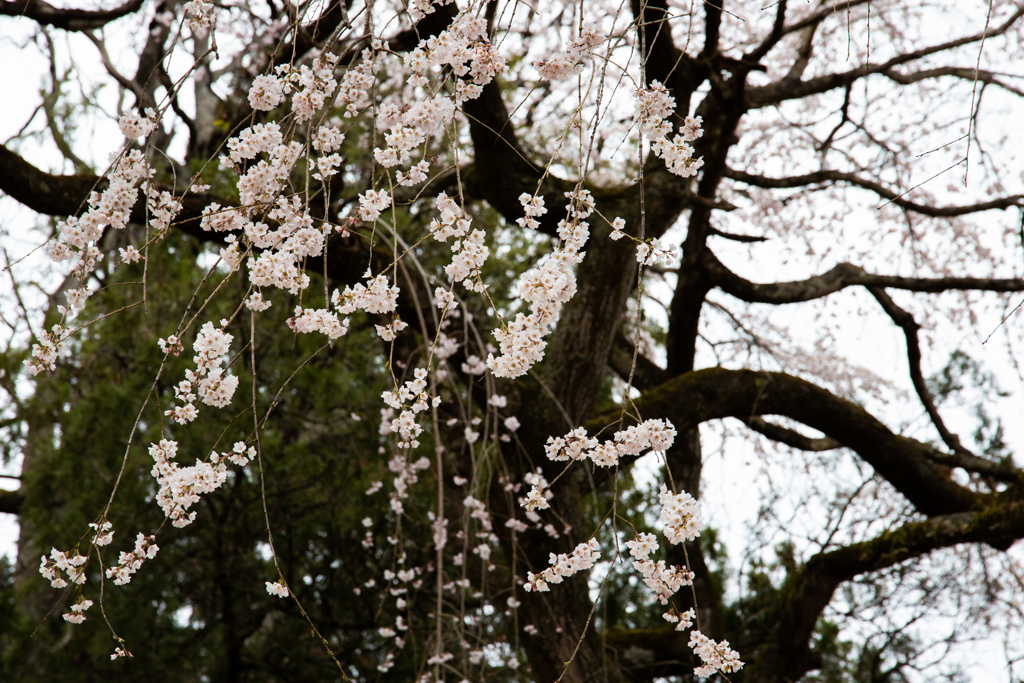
[335, 47, 384, 118]
[542, 419, 677, 469]
[330, 272, 407, 343]
[265, 581, 289, 598]
[246, 53, 339, 122]
[385, 453, 432, 514]
[625, 531, 695, 604]
[407, 0, 454, 21]
[429, 192, 472, 242]
[211, 441, 257, 467]
[164, 322, 239, 425]
[183, 0, 214, 32]
[634, 81, 704, 178]
[41, 145, 174, 346]
[519, 469, 553, 513]
[516, 192, 548, 230]
[689, 630, 744, 678]
[535, 27, 603, 81]
[117, 108, 158, 139]
[287, 306, 350, 339]
[149, 439, 228, 528]
[313, 124, 345, 181]
[446, 229, 490, 292]
[424, 193, 490, 292]
[659, 484, 703, 545]
[357, 189, 392, 222]
[381, 368, 441, 449]
[404, 11, 507, 103]
[487, 189, 595, 378]
[663, 607, 696, 632]
[38, 548, 87, 588]
[89, 520, 114, 546]
[209, 120, 336, 297]
[24, 324, 67, 375]
[635, 237, 680, 266]
[375, 96, 455, 171]
[523, 538, 600, 592]
[105, 533, 160, 586]
[62, 597, 94, 624]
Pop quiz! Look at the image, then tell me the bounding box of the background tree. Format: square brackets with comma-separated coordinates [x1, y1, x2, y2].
[2, 1, 1024, 682]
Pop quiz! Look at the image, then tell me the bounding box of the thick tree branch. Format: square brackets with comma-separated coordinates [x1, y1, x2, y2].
[776, 0, 871, 38]
[745, 0, 788, 62]
[0, 143, 216, 232]
[701, 0, 722, 58]
[0, 488, 21, 515]
[705, 251, 1024, 304]
[595, 368, 1008, 516]
[884, 65, 1024, 97]
[725, 166, 1024, 217]
[1, 144, 102, 217]
[747, 5, 1024, 106]
[743, 416, 841, 452]
[751, 500, 1024, 682]
[1, 0, 144, 31]
[868, 287, 970, 457]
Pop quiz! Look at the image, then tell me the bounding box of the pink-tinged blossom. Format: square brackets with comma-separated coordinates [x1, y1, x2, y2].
[245, 291, 271, 311]
[689, 630, 743, 677]
[266, 581, 289, 598]
[487, 189, 594, 377]
[62, 598, 94, 624]
[25, 324, 67, 375]
[39, 547, 87, 589]
[89, 521, 114, 546]
[105, 533, 159, 585]
[248, 74, 285, 111]
[536, 27, 603, 81]
[149, 439, 228, 527]
[357, 189, 392, 222]
[118, 108, 157, 139]
[523, 538, 600, 592]
[184, 0, 214, 31]
[119, 245, 142, 263]
[634, 82, 704, 177]
[659, 484, 703, 545]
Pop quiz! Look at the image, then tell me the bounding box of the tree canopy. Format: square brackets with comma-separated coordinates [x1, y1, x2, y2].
[2, 1, 1024, 682]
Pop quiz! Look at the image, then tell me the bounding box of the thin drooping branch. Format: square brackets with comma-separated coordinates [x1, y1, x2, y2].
[704, 251, 1024, 304]
[607, 334, 670, 393]
[743, 416, 841, 452]
[273, 0, 354, 67]
[0, 0, 145, 31]
[725, 167, 1024, 217]
[868, 287, 970, 457]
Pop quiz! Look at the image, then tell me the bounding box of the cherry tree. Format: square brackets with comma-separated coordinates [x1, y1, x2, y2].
[2, 0, 1024, 681]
